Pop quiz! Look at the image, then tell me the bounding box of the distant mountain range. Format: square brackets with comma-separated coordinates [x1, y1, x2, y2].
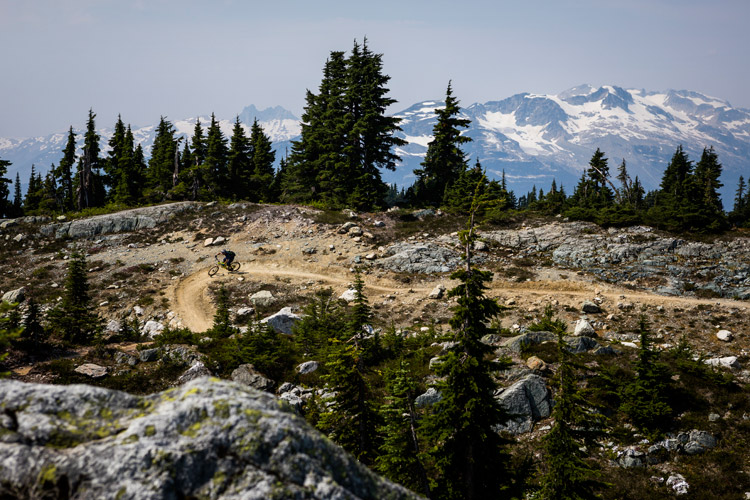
[2, 86, 748, 205]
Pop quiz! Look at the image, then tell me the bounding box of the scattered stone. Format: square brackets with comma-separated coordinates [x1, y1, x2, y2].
[139, 348, 160, 362]
[348, 226, 363, 237]
[666, 473, 689, 495]
[302, 247, 317, 255]
[473, 240, 488, 251]
[581, 300, 601, 313]
[105, 319, 123, 336]
[203, 237, 214, 247]
[177, 361, 212, 385]
[503, 331, 556, 353]
[373, 220, 385, 227]
[565, 336, 600, 353]
[141, 320, 165, 339]
[428, 284, 446, 299]
[716, 329, 733, 342]
[213, 236, 226, 246]
[364, 253, 377, 260]
[261, 307, 302, 335]
[114, 351, 139, 366]
[231, 364, 275, 392]
[250, 290, 276, 307]
[235, 307, 255, 322]
[619, 448, 646, 468]
[526, 356, 547, 371]
[339, 289, 357, 302]
[573, 319, 596, 337]
[133, 305, 145, 316]
[337, 222, 357, 234]
[705, 356, 741, 369]
[74, 363, 108, 379]
[296, 361, 319, 375]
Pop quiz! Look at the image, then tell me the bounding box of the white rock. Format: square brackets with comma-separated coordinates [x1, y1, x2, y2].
[133, 305, 145, 316]
[296, 361, 319, 375]
[260, 307, 302, 335]
[213, 236, 226, 246]
[705, 356, 741, 369]
[716, 329, 733, 342]
[204, 237, 214, 247]
[250, 290, 276, 307]
[339, 289, 357, 302]
[141, 320, 165, 339]
[74, 363, 108, 378]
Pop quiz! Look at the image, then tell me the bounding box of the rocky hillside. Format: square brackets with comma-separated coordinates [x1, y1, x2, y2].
[1, 202, 749, 498]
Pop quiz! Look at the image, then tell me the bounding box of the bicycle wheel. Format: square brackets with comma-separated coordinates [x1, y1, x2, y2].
[208, 265, 219, 277]
[229, 262, 240, 272]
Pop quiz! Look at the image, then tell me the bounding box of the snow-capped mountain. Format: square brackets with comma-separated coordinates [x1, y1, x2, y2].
[388, 85, 750, 204]
[2, 86, 749, 204]
[0, 106, 301, 185]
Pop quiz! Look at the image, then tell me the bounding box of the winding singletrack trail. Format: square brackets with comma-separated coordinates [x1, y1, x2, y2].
[169, 262, 748, 334]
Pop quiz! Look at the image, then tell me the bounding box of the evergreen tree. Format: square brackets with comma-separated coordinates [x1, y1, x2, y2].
[205, 113, 229, 197]
[539, 329, 602, 500]
[104, 114, 127, 195]
[0, 156, 12, 217]
[54, 126, 77, 211]
[24, 166, 43, 212]
[422, 194, 511, 500]
[146, 117, 178, 200]
[0, 303, 22, 378]
[12, 172, 23, 217]
[209, 285, 236, 339]
[317, 274, 379, 465]
[21, 297, 46, 347]
[412, 82, 472, 207]
[37, 170, 59, 213]
[343, 39, 406, 210]
[249, 119, 276, 202]
[376, 360, 431, 496]
[75, 109, 105, 209]
[620, 317, 673, 436]
[227, 116, 252, 200]
[693, 146, 727, 230]
[730, 175, 749, 226]
[48, 252, 101, 345]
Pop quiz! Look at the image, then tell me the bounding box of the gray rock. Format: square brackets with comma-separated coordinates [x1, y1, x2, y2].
[495, 374, 551, 434]
[666, 473, 690, 495]
[138, 348, 160, 363]
[213, 236, 226, 246]
[683, 430, 717, 455]
[74, 363, 108, 379]
[619, 448, 646, 468]
[581, 301, 601, 313]
[428, 284, 446, 299]
[234, 307, 255, 322]
[348, 226, 363, 237]
[250, 290, 276, 307]
[162, 345, 204, 366]
[502, 331, 556, 353]
[279, 391, 305, 412]
[0, 378, 419, 500]
[573, 319, 596, 337]
[296, 361, 319, 375]
[105, 319, 123, 335]
[414, 387, 443, 408]
[140, 320, 165, 339]
[1, 287, 24, 304]
[114, 351, 139, 366]
[40, 202, 197, 239]
[261, 307, 302, 335]
[231, 364, 275, 392]
[564, 335, 600, 353]
[373, 221, 385, 228]
[376, 242, 463, 274]
[176, 361, 212, 385]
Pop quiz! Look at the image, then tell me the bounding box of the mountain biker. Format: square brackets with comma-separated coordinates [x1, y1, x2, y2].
[216, 249, 235, 267]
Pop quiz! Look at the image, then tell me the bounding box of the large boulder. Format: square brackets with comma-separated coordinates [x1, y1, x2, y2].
[0, 378, 420, 499]
[261, 307, 302, 335]
[1, 287, 25, 304]
[250, 290, 276, 308]
[502, 331, 556, 353]
[494, 374, 551, 434]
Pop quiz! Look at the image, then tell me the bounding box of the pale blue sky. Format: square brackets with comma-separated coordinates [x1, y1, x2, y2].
[1, 0, 748, 137]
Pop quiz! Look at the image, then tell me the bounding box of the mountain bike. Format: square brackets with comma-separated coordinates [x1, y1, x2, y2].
[208, 257, 241, 277]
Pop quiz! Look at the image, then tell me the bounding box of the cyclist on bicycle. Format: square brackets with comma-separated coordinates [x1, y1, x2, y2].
[216, 249, 235, 268]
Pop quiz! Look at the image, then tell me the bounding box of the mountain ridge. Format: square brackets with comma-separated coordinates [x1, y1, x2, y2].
[2, 86, 748, 203]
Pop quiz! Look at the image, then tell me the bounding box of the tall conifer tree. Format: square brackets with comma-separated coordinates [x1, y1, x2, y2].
[205, 113, 229, 197]
[0, 156, 11, 218]
[55, 126, 77, 211]
[412, 82, 471, 207]
[249, 119, 276, 202]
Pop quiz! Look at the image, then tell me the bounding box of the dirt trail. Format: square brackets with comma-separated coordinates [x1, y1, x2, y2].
[170, 262, 748, 334]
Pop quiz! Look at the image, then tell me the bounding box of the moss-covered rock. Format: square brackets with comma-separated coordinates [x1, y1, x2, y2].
[0, 378, 422, 499]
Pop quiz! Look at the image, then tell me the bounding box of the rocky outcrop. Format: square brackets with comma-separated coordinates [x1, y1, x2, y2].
[40, 202, 198, 239]
[261, 307, 302, 335]
[375, 243, 463, 274]
[482, 222, 750, 299]
[495, 374, 552, 434]
[0, 378, 421, 500]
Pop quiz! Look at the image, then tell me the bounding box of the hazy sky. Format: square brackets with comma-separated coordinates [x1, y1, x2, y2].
[1, 0, 748, 138]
